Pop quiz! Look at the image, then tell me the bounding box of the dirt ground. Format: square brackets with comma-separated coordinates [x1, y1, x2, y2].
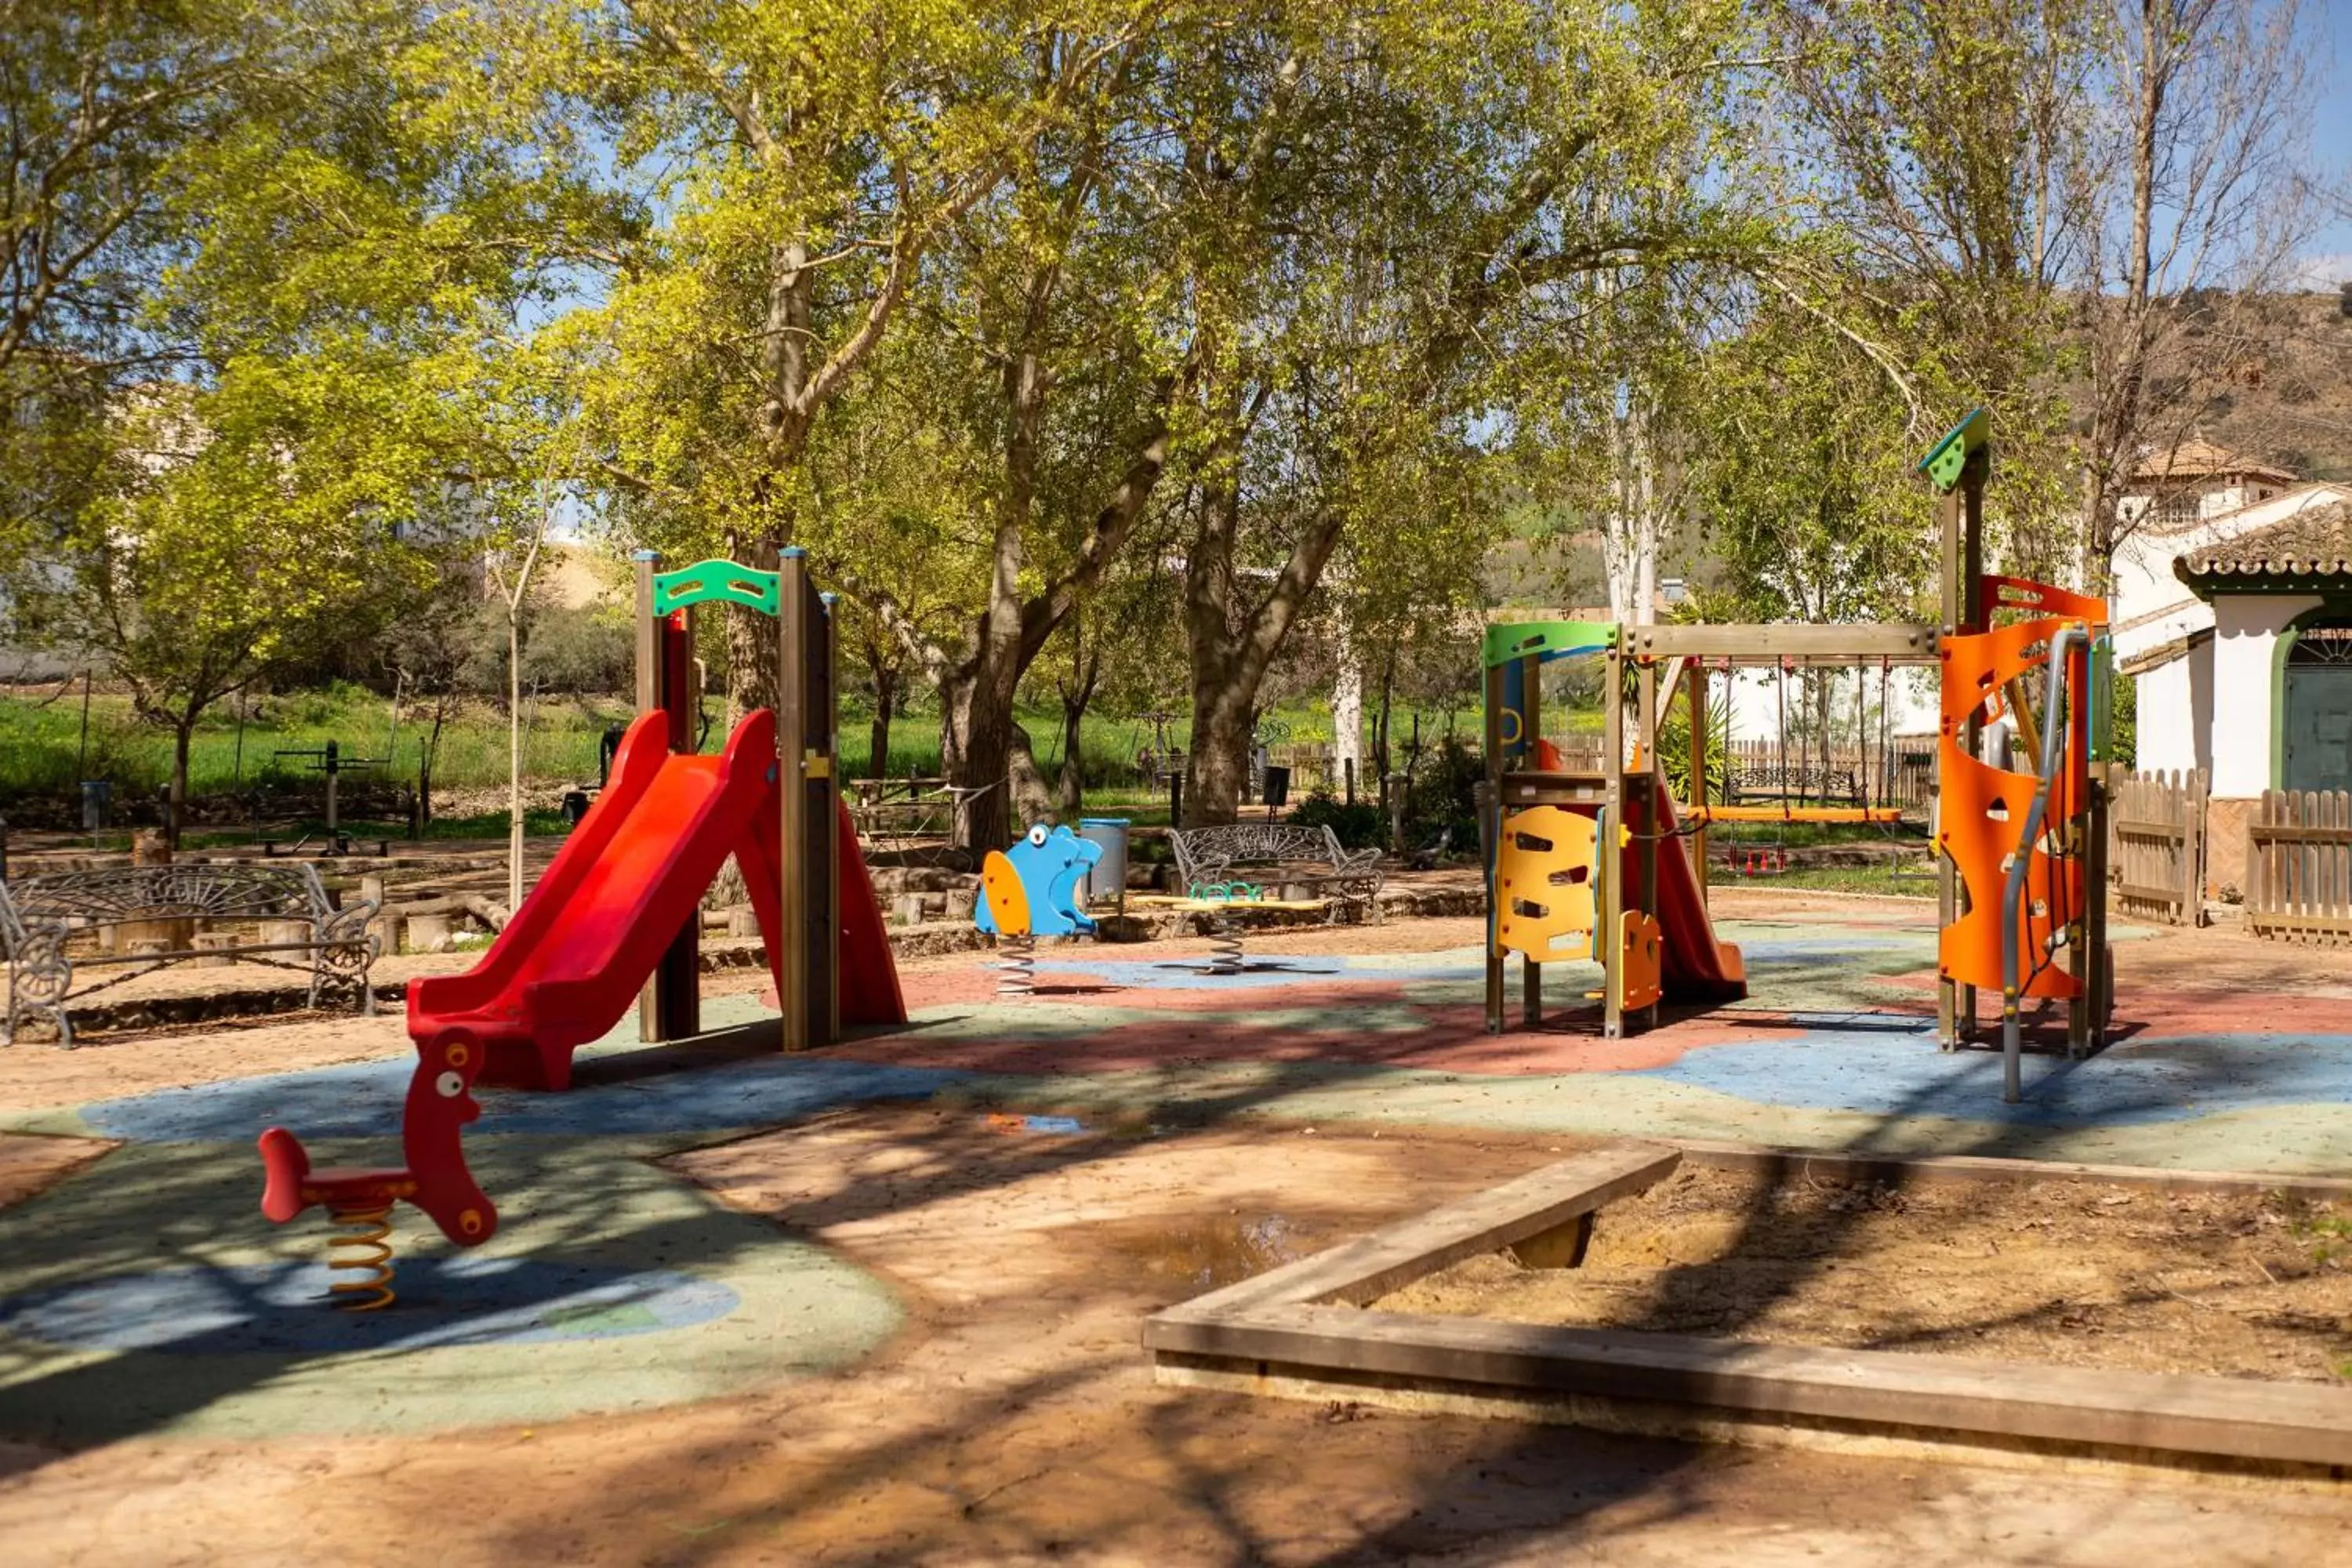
[8, 902, 2352, 1563]
[6, 1110, 2352, 1567]
[1381, 1165, 2352, 1382]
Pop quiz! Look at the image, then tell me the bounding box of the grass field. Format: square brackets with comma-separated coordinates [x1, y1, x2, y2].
[0, 683, 1489, 811]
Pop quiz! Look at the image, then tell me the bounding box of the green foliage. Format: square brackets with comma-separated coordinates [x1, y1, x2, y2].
[1657, 699, 1731, 807]
[1289, 790, 1387, 851]
[1400, 738, 1484, 856]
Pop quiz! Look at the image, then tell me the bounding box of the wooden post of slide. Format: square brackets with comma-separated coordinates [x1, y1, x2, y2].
[1483, 659, 1507, 1034]
[777, 550, 815, 1051]
[817, 588, 842, 1045]
[1519, 650, 1544, 1029]
[1601, 644, 1625, 1040]
[1637, 655, 1661, 1032]
[1688, 659, 1709, 900]
[1936, 445, 1988, 1049]
[633, 550, 700, 1043]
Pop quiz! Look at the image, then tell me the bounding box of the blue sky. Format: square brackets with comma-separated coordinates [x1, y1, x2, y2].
[2303, 0, 2352, 283]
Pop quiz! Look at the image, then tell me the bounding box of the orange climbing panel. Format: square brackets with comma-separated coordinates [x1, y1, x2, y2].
[1494, 804, 1599, 960]
[1619, 910, 1662, 1011]
[1937, 575, 2104, 1000]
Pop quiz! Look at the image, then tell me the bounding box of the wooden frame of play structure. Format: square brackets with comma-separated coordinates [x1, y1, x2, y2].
[1481, 412, 2117, 1097]
[630, 546, 845, 1054]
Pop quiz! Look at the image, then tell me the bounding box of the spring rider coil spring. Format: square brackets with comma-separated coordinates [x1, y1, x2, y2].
[258, 1127, 418, 1313]
[1206, 915, 1246, 975]
[996, 931, 1036, 997]
[325, 1199, 398, 1312]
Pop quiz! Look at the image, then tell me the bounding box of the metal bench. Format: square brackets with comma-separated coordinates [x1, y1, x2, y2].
[0, 862, 378, 1047]
[1168, 822, 1385, 924]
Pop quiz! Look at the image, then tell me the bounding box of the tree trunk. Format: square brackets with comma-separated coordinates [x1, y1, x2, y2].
[867, 659, 896, 779]
[1333, 611, 1363, 798]
[941, 671, 1014, 851]
[1008, 724, 1054, 826]
[168, 715, 194, 848]
[1184, 681, 1255, 828]
[1058, 692, 1087, 817]
[722, 530, 783, 727]
[507, 611, 526, 911]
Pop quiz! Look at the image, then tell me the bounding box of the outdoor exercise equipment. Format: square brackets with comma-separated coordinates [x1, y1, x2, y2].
[1479, 408, 2114, 1082]
[256, 550, 908, 1306]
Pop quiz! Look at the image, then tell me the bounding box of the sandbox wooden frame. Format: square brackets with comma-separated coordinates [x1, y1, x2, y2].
[1142, 1143, 2352, 1473]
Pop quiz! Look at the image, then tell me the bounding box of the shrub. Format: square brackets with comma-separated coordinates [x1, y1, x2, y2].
[1290, 789, 1387, 849]
[1400, 737, 1482, 855]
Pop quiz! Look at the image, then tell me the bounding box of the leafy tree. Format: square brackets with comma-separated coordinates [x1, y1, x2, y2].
[1167, 0, 1777, 823]
[3, 1, 609, 841]
[550, 0, 1156, 747]
[2072, 0, 2320, 587]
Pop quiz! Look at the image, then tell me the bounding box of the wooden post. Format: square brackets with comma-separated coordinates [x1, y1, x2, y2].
[1688, 660, 1709, 900]
[818, 588, 841, 1045]
[1520, 652, 1543, 1029]
[1483, 661, 1507, 1034]
[1601, 645, 1625, 1040]
[2188, 769, 2209, 925]
[633, 550, 666, 1041]
[1936, 445, 1989, 1048]
[779, 550, 814, 1051]
[1637, 657, 1661, 1032]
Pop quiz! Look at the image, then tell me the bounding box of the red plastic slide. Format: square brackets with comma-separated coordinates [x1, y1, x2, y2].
[405, 707, 781, 1092]
[1635, 783, 1747, 1004]
[267, 706, 912, 1249]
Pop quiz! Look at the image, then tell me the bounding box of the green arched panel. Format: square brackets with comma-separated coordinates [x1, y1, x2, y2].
[653, 560, 780, 618]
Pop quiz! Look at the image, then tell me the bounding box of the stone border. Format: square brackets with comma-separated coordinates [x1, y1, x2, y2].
[1142, 1143, 2352, 1474]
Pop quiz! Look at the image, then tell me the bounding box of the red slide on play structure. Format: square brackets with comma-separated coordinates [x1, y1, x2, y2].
[255, 708, 909, 1252]
[1636, 780, 1747, 1004]
[405, 706, 906, 1094]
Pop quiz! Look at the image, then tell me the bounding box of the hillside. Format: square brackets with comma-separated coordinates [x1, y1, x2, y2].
[2198, 287, 2352, 483]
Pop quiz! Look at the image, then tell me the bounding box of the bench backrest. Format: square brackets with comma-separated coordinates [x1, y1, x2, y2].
[1171, 822, 1342, 878]
[0, 863, 331, 938]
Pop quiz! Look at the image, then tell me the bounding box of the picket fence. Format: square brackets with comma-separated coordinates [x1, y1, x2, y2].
[2247, 789, 2352, 947]
[2108, 770, 2207, 927]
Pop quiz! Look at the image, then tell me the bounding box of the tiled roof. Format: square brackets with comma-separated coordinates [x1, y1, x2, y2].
[2131, 437, 2298, 485]
[2176, 499, 2352, 584]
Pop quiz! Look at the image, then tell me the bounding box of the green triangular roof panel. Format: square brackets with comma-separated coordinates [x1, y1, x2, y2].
[1481, 619, 1618, 670]
[1916, 408, 1989, 492]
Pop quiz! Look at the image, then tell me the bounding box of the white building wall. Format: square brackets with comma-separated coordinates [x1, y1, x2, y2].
[2111, 484, 2349, 671]
[2132, 644, 2212, 775]
[2209, 594, 2321, 797]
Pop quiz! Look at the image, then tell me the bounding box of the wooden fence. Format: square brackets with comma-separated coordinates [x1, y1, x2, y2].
[2108, 770, 2207, 927]
[2247, 789, 2352, 946]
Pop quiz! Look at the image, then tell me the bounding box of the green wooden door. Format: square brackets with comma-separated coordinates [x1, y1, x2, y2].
[2283, 665, 2352, 793]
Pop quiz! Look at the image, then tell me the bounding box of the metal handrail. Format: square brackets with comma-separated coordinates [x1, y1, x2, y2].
[2002, 624, 2083, 1104]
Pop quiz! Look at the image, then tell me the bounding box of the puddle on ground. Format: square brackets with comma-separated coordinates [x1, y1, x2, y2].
[1103, 1212, 1316, 1291]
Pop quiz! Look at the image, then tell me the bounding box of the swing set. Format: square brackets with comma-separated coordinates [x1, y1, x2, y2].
[1480, 410, 2117, 1100]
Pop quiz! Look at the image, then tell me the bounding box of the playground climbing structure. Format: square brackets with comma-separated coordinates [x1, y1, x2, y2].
[1479, 410, 2115, 1083]
[258, 550, 907, 1304]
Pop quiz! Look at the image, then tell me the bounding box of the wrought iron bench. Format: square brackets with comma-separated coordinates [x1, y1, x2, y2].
[1168, 822, 1385, 924]
[1726, 763, 1860, 807]
[0, 862, 378, 1047]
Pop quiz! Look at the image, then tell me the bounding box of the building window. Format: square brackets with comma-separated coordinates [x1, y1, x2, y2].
[2153, 491, 2201, 532]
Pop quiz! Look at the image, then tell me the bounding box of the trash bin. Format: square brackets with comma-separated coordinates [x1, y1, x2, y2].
[1077, 817, 1130, 910]
[1261, 764, 1292, 811]
[79, 780, 111, 831]
[561, 789, 592, 827]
